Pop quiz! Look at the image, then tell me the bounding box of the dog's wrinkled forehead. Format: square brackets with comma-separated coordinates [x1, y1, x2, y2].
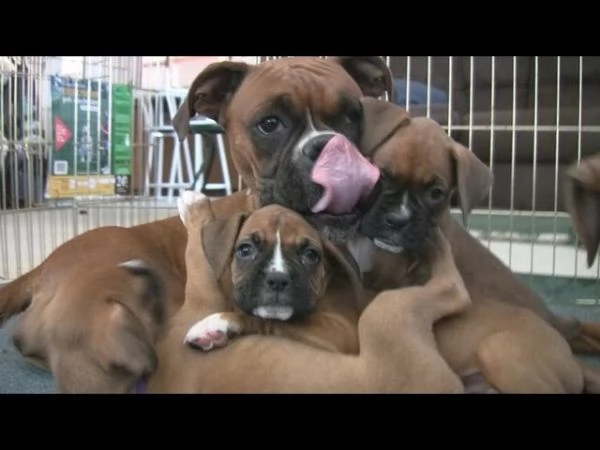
[228, 59, 364, 124]
[374, 117, 454, 186]
[239, 205, 322, 247]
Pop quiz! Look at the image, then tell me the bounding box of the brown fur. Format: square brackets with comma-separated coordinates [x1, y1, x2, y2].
[0, 56, 396, 393]
[172, 57, 395, 192]
[180, 198, 362, 354]
[150, 218, 472, 393]
[0, 190, 253, 393]
[360, 101, 589, 393]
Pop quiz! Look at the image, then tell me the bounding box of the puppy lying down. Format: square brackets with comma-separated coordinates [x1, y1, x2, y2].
[177, 191, 364, 354]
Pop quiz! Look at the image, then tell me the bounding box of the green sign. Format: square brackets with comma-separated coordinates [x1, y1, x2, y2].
[112, 84, 133, 195]
[48, 76, 134, 198]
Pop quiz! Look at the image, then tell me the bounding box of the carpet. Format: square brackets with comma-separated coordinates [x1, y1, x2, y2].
[0, 315, 56, 393]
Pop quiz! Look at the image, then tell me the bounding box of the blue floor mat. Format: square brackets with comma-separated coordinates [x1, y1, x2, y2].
[0, 315, 56, 393]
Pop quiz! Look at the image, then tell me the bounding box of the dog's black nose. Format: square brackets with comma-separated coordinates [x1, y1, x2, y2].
[303, 135, 333, 161]
[385, 213, 410, 230]
[265, 271, 290, 292]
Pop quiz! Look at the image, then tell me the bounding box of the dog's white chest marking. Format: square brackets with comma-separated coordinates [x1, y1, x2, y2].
[268, 230, 288, 273]
[347, 235, 376, 275]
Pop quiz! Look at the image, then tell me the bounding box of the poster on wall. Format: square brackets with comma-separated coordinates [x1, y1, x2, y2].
[47, 75, 133, 199]
[111, 84, 133, 196]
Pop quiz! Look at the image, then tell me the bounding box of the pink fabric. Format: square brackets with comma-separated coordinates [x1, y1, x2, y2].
[311, 135, 380, 214]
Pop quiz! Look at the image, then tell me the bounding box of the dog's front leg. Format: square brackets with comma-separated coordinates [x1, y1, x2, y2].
[183, 309, 358, 354]
[178, 191, 230, 314]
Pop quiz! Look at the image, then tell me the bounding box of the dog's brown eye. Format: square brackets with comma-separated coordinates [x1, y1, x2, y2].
[301, 248, 321, 265]
[256, 116, 282, 135]
[427, 186, 446, 203]
[235, 243, 256, 260]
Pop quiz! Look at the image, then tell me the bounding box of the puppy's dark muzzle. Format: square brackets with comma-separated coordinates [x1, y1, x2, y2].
[357, 175, 383, 214]
[265, 271, 291, 293]
[302, 135, 334, 161]
[384, 212, 410, 230]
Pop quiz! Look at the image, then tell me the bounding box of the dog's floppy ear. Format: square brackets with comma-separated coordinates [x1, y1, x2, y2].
[359, 97, 410, 157]
[331, 56, 395, 101]
[201, 212, 248, 280]
[450, 140, 494, 226]
[565, 155, 600, 267]
[172, 61, 252, 142]
[321, 238, 364, 306]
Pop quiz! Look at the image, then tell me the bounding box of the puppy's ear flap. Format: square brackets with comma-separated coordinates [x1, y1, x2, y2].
[359, 97, 410, 157]
[321, 238, 364, 306]
[201, 212, 248, 280]
[103, 301, 159, 379]
[331, 56, 395, 101]
[450, 140, 493, 226]
[565, 156, 600, 267]
[172, 61, 252, 142]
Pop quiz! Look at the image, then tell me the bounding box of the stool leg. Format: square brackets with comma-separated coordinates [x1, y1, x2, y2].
[216, 134, 232, 195]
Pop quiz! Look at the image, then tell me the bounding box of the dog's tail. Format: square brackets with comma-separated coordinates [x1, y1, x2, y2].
[0, 267, 40, 327]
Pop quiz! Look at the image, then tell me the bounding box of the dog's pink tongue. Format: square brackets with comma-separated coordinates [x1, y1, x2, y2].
[311, 135, 380, 214]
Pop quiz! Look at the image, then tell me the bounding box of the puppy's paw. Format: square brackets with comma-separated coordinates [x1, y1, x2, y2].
[184, 313, 241, 352]
[177, 190, 209, 227]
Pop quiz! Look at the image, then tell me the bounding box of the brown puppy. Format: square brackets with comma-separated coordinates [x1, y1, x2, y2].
[354, 102, 586, 393]
[178, 191, 362, 354]
[0, 56, 395, 393]
[565, 152, 600, 268]
[358, 98, 600, 359]
[149, 195, 472, 393]
[0, 190, 255, 393]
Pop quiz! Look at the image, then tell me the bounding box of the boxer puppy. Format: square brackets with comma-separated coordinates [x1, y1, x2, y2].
[0, 56, 397, 393]
[149, 196, 473, 393]
[353, 102, 588, 393]
[172, 56, 401, 245]
[565, 152, 600, 268]
[357, 101, 600, 361]
[177, 191, 362, 354]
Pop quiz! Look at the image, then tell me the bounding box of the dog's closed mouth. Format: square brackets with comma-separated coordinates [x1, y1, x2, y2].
[373, 238, 404, 254]
[253, 306, 294, 321]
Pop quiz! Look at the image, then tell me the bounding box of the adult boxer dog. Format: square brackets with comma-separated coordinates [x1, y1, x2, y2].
[178, 192, 362, 354]
[0, 56, 396, 393]
[149, 195, 473, 393]
[172, 56, 394, 245]
[565, 152, 600, 268]
[353, 101, 594, 393]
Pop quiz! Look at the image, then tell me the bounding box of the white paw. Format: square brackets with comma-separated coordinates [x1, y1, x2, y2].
[183, 313, 239, 352]
[177, 190, 208, 225]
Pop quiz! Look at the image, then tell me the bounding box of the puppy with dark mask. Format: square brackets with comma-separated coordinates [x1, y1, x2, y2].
[177, 191, 363, 354]
[350, 100, 591, 393]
